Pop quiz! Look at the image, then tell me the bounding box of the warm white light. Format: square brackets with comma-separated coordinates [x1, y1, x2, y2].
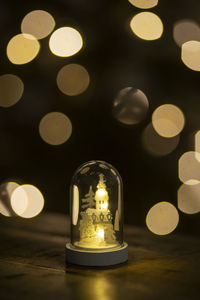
[57, 64, 90, 96]
[49, 27, 83, 57]
[0, 74, 24, 107]
[173, 20, 200, 47]
[178, 151, 200, 183]
[21, 10, 55, 40]
[39, 112, 72, 145]
[7, 33, 40, 65]
[11, 184, 44, 218]
[178, 182, 200, 214]
[181, 41, 200, 71]
[128, 0, 158, 9]
[101, 202, 108, 210]
[96, 188, 107, 197]
[97, 228, 104, 239]
[130, 12, 163, 41]
[152, 104, 185, 138]
[142, 123, 180, 156]
[146, 202, 179, 235]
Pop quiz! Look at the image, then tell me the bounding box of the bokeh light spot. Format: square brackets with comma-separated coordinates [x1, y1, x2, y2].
[11, 184, 44, 218]
[0, 182, 20, 217]
[0, 74, 24, 107]
[39, 112, 72, 145]
[181, 41, 200, 71]
[49, 27, 83, 57]
[21, 10, 55, 40]
[142, 123, 180, 156]
[57, 64, 90, 96]
[178, 151, 200, 183]
[195, 130, 200, 161]
[112, 87, 149, 125]
[130, 12, 163, 41]
[152, 104, 185, 138]
[146, 202, 179, 235]
[7, 33, 40, 65]
[178, 182, 200, 214]
[128, 0, 158, 9]
[173, 20, 200, 47]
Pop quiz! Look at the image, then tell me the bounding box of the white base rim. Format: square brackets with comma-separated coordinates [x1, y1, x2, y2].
[66, 242, 128, 266]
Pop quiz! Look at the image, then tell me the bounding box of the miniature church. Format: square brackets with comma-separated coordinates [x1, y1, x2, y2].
[77, 174, 117, 249]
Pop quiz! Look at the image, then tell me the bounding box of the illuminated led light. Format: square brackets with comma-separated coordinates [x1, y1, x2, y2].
[21, 10, 55, 40]
[181, 41, 200, 71]
[152, 104, 185, 138]
[130, 12, 163, 41]
[112, 87, 149, 125]
[57, 64, 90, 96]
[66, 160, 128, 266]
[11, 184, 44, 218]
[39, 112, 72, 146]
[146, 202, 179, 235]
[173, 20, 200, 47]
[142, 123, 180, 156]
[7, 33, 40, 65]
[128, 0, 158, 9]
[0, 74, 24, 107]
[0, 182, 20, 217]
[178, 151, 200, 184]
[178, 182, 200, 214]
[97, 228, 104, 239]
[49, 27, 83, 57]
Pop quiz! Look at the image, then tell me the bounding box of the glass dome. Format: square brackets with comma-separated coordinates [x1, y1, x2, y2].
[70, 160, 123, 251]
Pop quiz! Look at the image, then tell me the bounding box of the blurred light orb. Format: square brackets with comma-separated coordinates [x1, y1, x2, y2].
[128, 0, 158, 9]
[21, 10, 55, 40]
[11, 184, 44, 218]
[0, 182, 20, 217]
[173, 20, 200, 47]
[39, 112, 72, 145]
[0, 74, 24, 107]
[57, 64, 90, 96]
[49, 27, 83, 57]
[142, 123, 180, 156]
[7, 33, 40, 65]
[112, 87, 149, 125]
[130, 12, 163, 41]
[178, 182, 200, 214]
[181, 41, 200, 71]
[178, 151, 200, 183]
[152, 104, 185, 138]
[146, 202, 179, 235]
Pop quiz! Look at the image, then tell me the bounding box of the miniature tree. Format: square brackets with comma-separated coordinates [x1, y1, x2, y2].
[81, 186, 95, 210]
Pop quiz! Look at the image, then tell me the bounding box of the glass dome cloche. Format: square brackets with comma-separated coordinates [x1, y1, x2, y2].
[66, 160, 128, 267]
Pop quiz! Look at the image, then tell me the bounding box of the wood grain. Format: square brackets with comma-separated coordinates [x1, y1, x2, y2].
[0, 213, 200, 300]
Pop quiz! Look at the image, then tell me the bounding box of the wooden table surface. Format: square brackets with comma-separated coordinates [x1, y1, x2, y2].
[0, 213, 200, 300]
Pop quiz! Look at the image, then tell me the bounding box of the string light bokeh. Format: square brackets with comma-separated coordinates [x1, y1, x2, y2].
[0, 0, 200, 237]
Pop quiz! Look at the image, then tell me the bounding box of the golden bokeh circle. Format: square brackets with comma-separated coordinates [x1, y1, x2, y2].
[152, 104, 185, 138]
[130, 12, 163, 41]
[0, 74, 24, 107]
[49, 27, 83, 57]
[57, 64, 90, 96]
[39, 112, 72, 145]
[21, 10, 55, 40]
[7, 33, 40, 65]
[146, 202, 179, 235]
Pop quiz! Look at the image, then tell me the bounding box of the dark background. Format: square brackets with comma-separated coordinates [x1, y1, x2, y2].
[1, 0, 200, 235]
